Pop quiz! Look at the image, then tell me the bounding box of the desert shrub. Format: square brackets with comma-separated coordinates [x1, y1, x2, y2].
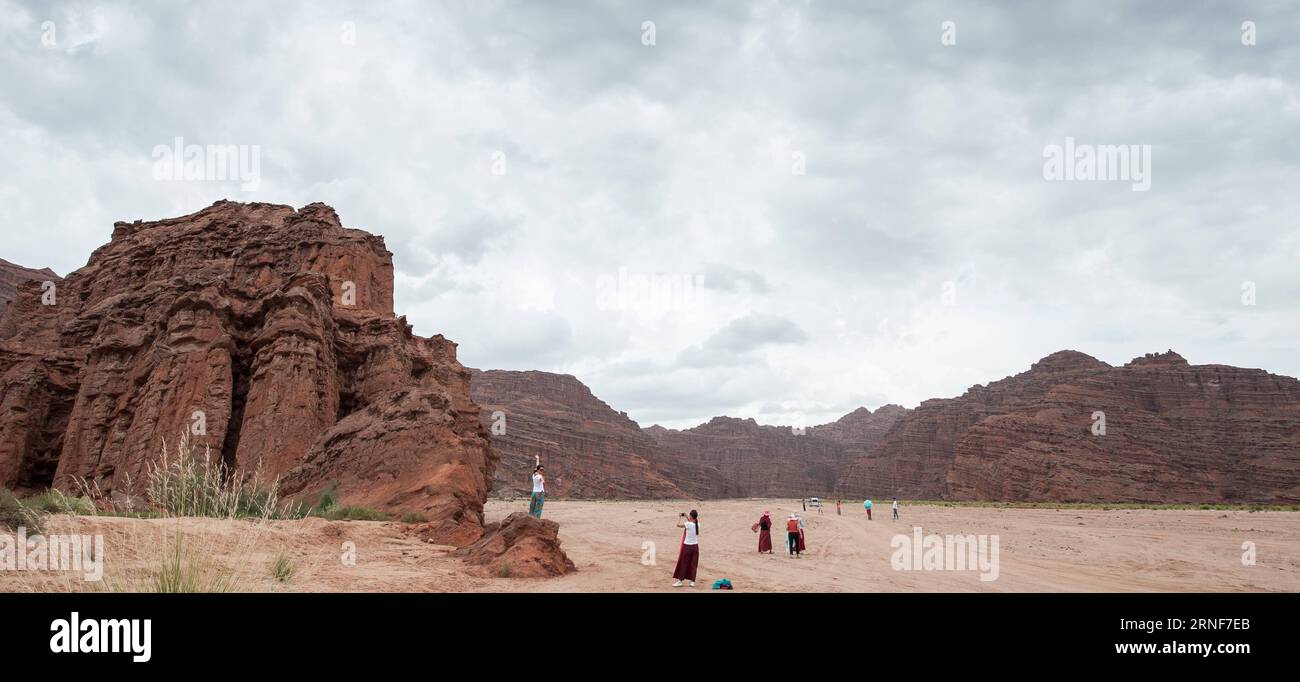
[312, 482, 339, 515]
[316, 505, 389, 522]
[148, 534, 241, 593]
[270, 552, 297, 582]
[498, 561, 513, 578]
[145, 433, 302, 520]
[400, 512, 428, 524]
[23, 489, 95, 515]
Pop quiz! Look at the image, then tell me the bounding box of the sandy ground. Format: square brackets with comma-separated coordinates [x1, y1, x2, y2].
[3, 499, 1298, 592]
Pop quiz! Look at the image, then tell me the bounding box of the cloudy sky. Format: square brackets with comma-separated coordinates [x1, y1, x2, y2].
[2, 0, 1298, 429]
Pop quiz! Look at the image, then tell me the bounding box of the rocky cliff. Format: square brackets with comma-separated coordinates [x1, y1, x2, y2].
[469, 369, 684, 498]
[0, 258, 58, 319]
[0, 201, 496, 543]
[469, 367, 913, 500]
[810, 404, 910, 447]
[645, 415, 880, 499]
[836, 350, 1300, 504]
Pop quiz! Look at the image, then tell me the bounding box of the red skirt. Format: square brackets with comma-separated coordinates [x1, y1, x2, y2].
[797, 530, 806, 552]
[672, 543, 699, 581]
[758, 529, 772, 553]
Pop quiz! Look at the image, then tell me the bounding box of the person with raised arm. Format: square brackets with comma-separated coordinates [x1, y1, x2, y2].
[672, 510, 701, 587]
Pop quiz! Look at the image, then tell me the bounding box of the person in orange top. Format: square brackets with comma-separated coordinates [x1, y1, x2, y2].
[786, 514, 802, 558]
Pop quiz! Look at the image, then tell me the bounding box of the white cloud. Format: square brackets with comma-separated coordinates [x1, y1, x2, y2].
[2, 0, 1298, 429]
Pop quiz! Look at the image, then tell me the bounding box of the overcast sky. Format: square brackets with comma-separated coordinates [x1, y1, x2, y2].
[2, 0, 1298, 429]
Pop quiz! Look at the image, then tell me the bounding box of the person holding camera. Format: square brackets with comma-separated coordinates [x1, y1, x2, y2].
[672, 509, 700, 587]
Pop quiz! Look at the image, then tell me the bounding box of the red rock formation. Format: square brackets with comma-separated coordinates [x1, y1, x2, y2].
[837, 350, 1300, 504]
[0, 258, 58, 320]
[469, 369, 684, 498]
[0, 201, 496, 542]
[452, 511, 577, 577]
[469, 368, 910, 499]
[811, 405, 909, 446]
[645, 416, 857, 498]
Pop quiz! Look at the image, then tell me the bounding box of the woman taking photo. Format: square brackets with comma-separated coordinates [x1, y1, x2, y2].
[672, 509, 700, 587]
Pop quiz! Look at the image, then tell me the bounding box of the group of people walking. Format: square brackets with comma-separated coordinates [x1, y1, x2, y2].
[751, 510, 806, 557]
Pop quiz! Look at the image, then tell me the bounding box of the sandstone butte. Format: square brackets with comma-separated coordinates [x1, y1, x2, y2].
[0, 201, 495, 545]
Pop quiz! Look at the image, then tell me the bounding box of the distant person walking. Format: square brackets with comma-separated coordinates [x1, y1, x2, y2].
[892, 499, 900, 521]
[836, 499, 842, 516]
[673, 510, 701, 587]
[754, 510, 774, 554]
[786, 514, 802, 558]
[802, 498, 806, 512]
[528, 465, 546, 518]
[863, 498, 873, 521]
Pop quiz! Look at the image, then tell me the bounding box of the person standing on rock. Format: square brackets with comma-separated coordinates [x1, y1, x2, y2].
[672, 510, 701, 587]
[754, 510, 773, 554]
[529, 465, 546, 518]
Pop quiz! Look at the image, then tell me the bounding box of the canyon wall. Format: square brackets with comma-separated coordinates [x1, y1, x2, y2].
[836, 350, 1300, 504]
[469, 369, 684, 498]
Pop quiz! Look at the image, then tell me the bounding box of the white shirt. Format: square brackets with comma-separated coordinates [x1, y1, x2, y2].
[532, 473, 544, 493]
[683, 521, 698, 545]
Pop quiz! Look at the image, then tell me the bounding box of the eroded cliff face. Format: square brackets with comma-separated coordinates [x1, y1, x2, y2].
[836, 350, 1300, 504]
[0, 201, 496, 542]
[646, 416, 857, 499]
[469, 369, 684, 498]
[0, 258, 58, 320]
[811, 405, 910, 448]
[469, 367, 912, 500]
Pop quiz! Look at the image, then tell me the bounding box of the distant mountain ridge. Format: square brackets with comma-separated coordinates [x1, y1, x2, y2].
[473, 350, 1300, 504]
[840, 349, 1300, 504]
